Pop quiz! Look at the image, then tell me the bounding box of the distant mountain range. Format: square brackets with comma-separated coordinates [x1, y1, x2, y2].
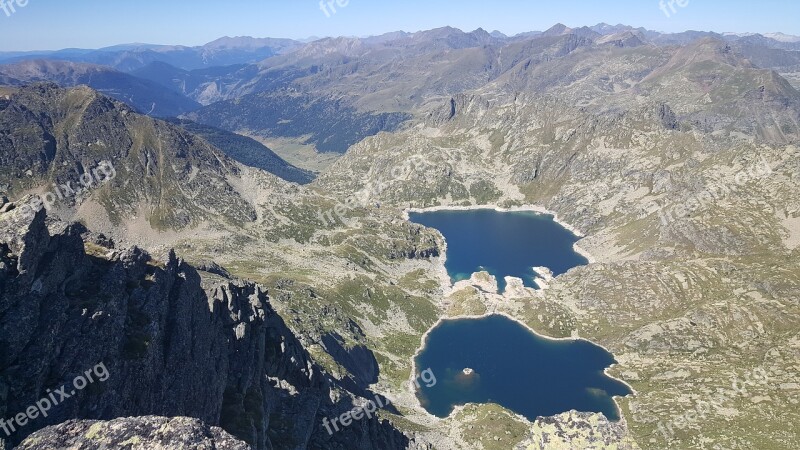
[2, 23, 799, 179]
[0, 36, 302, 71]
[725, 31, 800, 43]
[2, 20, 800, 450]
[3, 25, 799, 71]
[0, 60, 201, 117]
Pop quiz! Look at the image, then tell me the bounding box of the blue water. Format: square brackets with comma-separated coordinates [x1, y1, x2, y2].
[414, 315, 631, 421]
[408, 209, 588, 292]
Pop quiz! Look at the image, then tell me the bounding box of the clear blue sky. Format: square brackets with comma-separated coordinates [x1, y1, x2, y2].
[1, 0, 798, 51]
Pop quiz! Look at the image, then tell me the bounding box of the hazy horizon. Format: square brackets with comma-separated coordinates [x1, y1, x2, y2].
[1, 0, 798, 52]
[5, 23, 800, 53]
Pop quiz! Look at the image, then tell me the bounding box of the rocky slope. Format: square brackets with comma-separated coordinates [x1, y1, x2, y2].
[0, 199, 427, 449]
[179, 28, 800, 158]
[60, 29, 796, 449]
[0, 83, 256, 233]
[166, 118, 315, 184]
[309, 35, 800, 448]
[185, 92, 411, 154]
[2, 26, 800, 450]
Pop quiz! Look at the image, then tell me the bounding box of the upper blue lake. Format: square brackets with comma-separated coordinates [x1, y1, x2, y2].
[414, 315, 631, 421]
[408, 209, 588, 292]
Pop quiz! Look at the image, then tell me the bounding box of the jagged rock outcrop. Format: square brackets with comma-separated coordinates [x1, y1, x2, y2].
[656, 103, 679, 130]
[515, 411, 640, 449]
[426, 93, 492, 126]
[386, 224, 440, 260]
[0, 198, 424, 450]
[197, 260, 232, 278]
[17, 416, 251, 450]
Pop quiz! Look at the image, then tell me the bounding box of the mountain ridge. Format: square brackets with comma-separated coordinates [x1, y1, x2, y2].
[0, 200, 426, 449]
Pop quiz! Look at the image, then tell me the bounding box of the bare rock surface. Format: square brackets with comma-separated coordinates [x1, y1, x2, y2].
[17, 416, 250, 450]
[0, 200, 423, 450]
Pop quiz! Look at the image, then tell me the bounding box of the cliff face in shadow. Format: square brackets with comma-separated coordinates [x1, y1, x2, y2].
[0, 198, 426, 450]
[322, 331, 380, 389]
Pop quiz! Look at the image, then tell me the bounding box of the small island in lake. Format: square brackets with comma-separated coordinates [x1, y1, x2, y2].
[414, 314, 631, 421]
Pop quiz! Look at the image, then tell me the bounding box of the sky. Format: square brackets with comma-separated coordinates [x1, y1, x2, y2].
[1, 0, 799, 51]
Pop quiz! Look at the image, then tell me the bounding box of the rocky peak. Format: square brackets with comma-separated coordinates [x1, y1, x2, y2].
[542, 23, 571, 37]
[0, 200, 423, 449]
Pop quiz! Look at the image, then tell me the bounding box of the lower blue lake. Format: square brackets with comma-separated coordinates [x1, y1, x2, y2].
[407, 208, 588, 292]
[414, 315, 631, 421]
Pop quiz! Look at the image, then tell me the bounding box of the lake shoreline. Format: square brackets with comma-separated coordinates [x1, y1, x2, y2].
[403, 204, 634, 426]
[402, 204, 596, 264]
[409, 311, 638, 414]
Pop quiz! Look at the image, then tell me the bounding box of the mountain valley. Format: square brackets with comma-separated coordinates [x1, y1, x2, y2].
[1, 21, 799, 450]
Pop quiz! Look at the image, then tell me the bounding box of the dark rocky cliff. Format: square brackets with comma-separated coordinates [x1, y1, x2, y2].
[0, 198, 427, 449]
